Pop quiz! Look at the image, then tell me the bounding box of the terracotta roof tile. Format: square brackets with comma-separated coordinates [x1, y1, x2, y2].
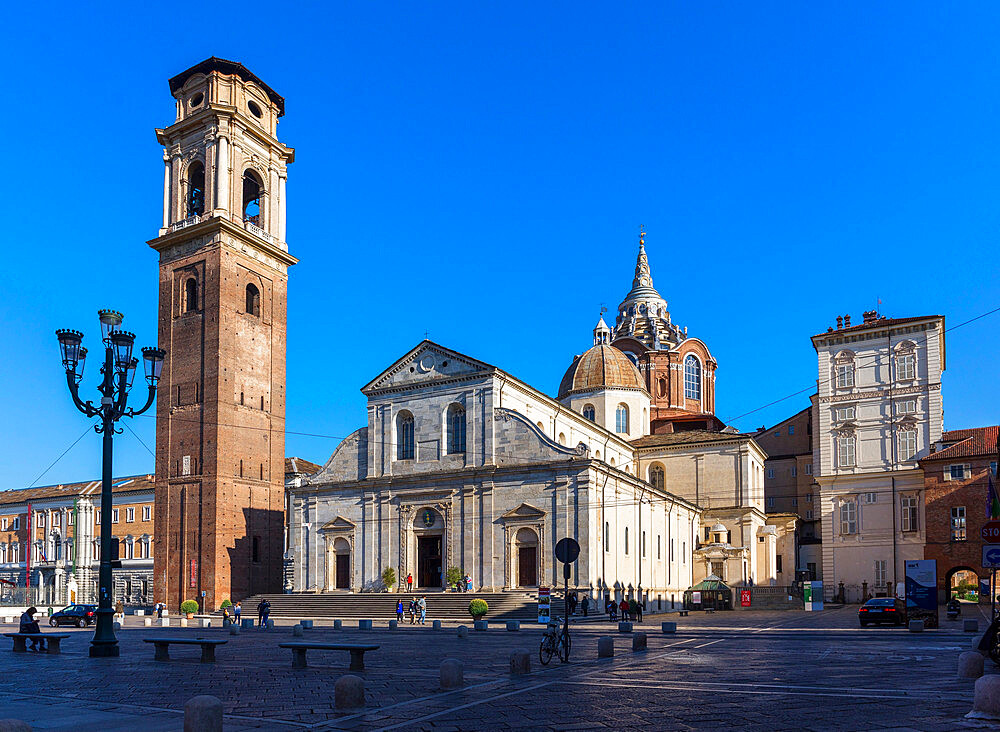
[558, 345, 647, 399]
[922, 426, 999, 462]
[812, 315, 942, 340]
[0, 474, 155, 506]
[285, 457, 322, 475]
[631, 430, 751, 448]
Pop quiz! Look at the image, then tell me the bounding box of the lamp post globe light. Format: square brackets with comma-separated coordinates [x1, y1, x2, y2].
[55, 309, 164, 658]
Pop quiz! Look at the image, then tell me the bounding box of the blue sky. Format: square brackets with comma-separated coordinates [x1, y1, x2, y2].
[2, 3, 999, 488]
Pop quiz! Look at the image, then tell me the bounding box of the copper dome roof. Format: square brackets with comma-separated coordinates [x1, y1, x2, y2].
[558, 345, 648, 399]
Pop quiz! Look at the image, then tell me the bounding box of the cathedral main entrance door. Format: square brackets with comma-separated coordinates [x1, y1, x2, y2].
[417, 536, 442, 588]
[518, 546, 537, 587]
[336, 555, 350, 589]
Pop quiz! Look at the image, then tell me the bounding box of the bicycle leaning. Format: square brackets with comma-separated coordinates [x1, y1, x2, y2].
[539, 616, 571, 665]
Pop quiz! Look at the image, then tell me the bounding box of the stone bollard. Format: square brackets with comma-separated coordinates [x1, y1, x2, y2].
[161, 618, 170, 628]
[335, 675, 365, 710]
[301, 620, 313, 629]
[388, 620, 398, 630]
[474, 620, 488, 631]
[292, 624, 304, 638]
[965, 619, 979, 633]
[229, 624, 240, 636]
[432, 620, 442, 630]
[457, 625, 469, 638]
[908, 619, 924, 633]
[598, 636, 614, 658]
[0, 720, 32, 732]
[144, 617, 152, 627]
[618, 621, 633, 633]
[959, 651, 985, 680]
[632, 632, 647, 652]
[200, 618, 212, 628]
[968, 674, 1000, 720]
[333, 619, 343, 630]
[180, 619, 188, 628]
[183, 695, 223, 732]
[506, 620, 520, 631]
[509, 649, 531, 675]
[440, 658, 464, 689]
[241, 618, 254, 630]
[359, 619, 372, 630]
[661, 621, 676, 634]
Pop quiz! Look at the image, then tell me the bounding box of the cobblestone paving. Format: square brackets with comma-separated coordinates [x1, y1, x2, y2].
[0, 607, 993, 730]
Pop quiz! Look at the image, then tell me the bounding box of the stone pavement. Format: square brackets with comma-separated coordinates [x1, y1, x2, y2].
[0, 607, 993, 730]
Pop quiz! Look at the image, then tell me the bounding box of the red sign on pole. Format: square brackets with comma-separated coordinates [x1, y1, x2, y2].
[982, 521, 1000, 544]
[190, 559, 197, 588]
[740, 589, 751, 607]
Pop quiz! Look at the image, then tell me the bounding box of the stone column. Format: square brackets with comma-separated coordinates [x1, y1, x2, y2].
[278, 173, 287, 242]
[269, 166, 280, 236]
[162, 154, 171, 229]
[171, 149, 183, 222]
[215, 136, 229, 215]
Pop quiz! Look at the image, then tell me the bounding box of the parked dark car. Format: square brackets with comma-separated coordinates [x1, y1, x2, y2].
[49, 604, 97, 627]
[859, 597, 906, 626]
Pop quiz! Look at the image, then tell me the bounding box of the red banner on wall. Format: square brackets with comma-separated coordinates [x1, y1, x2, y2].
[190, 559, 197, 588]
[740, 589, 751, 607]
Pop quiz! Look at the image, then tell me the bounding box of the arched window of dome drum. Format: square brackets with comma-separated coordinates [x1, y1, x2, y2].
[447, 404, 466, 455]
[684, 355, 702, 400]
[245, 283, 260, 317]
[397, 411, 414, 460]
[615, 403, 629, 434]
[187, 162, 205, 218]
[184, 277, 198, 312]
[583, 404, 596, 422]
[242, 170, 263, 225]
[649, 464, 665, 491]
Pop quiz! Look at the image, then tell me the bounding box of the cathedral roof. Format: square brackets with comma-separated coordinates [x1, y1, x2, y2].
[169, 57, 286, 116]
[557, 344, 648, 399]
[611, 231, 685, 352]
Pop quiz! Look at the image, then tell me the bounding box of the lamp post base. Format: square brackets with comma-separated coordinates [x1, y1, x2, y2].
[89, 643, 120, 658]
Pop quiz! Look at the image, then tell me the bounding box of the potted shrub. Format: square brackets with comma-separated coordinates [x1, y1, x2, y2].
[220, 599, 232, 611]
[382, 567, 396, 593]
[468, 598, 488, 621]
[180, 600, 199, 619]
[445, 566, 464, 592]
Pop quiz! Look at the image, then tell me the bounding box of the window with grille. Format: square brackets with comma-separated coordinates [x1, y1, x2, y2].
[649, 465, 665, 491]
[836, 364, 854, 388]
[899, 430, 917, 461]
[840, 501, 857, 534]
[835, 406, 856, 421]
[684, 356, 702, 400]
[711, 561, 724, 579]
[897, 353, 915, 380]
[901, 496, 918, 532]
[951, 506, 967, 541]
[837, 435, 856, 467]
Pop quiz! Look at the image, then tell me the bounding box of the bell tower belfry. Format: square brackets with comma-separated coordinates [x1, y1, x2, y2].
[149, 58, 297, 610]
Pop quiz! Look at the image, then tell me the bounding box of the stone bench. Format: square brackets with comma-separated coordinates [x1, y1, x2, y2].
[4, 632, 71, 654]
[143, 637, 228, 663]
[279, 642, 380, 671]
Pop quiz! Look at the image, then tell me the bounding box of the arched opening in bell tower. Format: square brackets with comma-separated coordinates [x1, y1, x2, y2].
[187, 162, 205, 217]
[242, 170, 263, 225]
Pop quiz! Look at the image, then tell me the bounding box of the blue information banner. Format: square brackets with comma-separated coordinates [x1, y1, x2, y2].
[905, 559, 938, 628]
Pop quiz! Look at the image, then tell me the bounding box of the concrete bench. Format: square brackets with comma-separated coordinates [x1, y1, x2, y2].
[279, 642, 380, 671]
[4, 632, 71, 654]
[143, 637, 227, 663]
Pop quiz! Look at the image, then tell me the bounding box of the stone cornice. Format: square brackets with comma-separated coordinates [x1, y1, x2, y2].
[147, 215, 298, 268]
[818, 382, 941, 404]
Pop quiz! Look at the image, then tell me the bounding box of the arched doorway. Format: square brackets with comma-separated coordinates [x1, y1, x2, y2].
[947, 566, 980, 603]
[413, 508, 443, 588]
[516, 528, 539, 587]
[333, 538, 351, 590]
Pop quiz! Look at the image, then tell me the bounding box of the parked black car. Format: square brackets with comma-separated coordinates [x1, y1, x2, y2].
[48, 604, 97, 627]
[859, 597, 906, 626]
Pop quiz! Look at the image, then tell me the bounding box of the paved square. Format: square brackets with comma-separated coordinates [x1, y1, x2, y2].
[0, 607, 991, 730]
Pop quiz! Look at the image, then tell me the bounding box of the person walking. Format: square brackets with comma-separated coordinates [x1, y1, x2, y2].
[408, 598, 416, 624]
[581, 595, 590, 617]
[406, 573, 413, 592]
[465, 574, 472, 593]
[418, 596, 427, 625]
[257, 598, 270, 628]
[619, 598, 629, 622]
[155, 602, 164, 619]
[19, 607, 45, 652]
[115, 599, 124, 624]
[607, 599, 617, 622]
[396, 599, 404, 622]
[636, 599, 643, 622]
[234, 601, 241, 624]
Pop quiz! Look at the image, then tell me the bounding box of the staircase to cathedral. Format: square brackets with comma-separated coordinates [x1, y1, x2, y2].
[236, 590, 567, 623]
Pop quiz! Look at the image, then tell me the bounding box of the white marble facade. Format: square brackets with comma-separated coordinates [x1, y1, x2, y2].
[288, 341, 701, 606]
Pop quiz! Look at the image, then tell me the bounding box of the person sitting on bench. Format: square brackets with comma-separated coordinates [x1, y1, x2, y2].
[19, 607, 44, 652]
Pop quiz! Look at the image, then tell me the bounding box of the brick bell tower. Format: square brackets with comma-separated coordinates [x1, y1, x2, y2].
[149, 58, 296, 610]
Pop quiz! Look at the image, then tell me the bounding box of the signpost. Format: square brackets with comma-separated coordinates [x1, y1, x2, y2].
[982, 521, 1000, 543]
[905, 559, 938, 629]
[554, 537, 580, 663]
[740, 589, 751, 608]
[983, 546, 1000, 569]
[537, 587, 551, 623]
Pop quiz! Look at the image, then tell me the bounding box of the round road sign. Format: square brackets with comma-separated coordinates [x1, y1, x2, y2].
[983, 521, 1000, 544]
[555, 537, 580, 564]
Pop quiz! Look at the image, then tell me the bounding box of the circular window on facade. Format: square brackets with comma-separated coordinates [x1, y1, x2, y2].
[247, 100, 263, 118]
[190, 92, 204, 108]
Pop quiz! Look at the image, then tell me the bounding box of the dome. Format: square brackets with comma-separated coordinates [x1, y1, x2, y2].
[557, 345, 648, 399]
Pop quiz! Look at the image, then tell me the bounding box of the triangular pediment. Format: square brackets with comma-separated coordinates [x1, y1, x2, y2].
[500, 502, 546, 520]
[319, 516, 356, 531]
[362, 340, 496, 394]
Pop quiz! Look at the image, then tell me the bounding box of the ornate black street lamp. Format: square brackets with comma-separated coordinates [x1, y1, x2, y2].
[55, 309, 164, 657]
